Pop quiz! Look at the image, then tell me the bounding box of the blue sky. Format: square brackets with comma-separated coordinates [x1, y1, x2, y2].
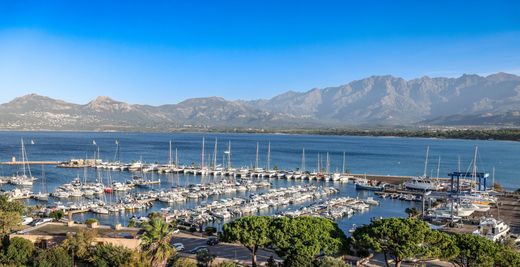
[0, 0, 519, 105]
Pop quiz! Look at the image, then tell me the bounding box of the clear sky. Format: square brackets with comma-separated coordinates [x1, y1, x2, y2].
[1, 0, 519, 105]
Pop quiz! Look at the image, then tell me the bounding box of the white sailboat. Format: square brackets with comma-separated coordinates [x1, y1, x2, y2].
[9, 139, 37, 186]
[33, 165, 49, 201]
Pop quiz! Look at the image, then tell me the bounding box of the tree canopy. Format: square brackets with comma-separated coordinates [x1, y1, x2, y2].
[34, 246, 72, 267]
[222, 216, 347, 267]
[452, 233, 501, 267]
[351, 218, 458, 267]
[89, 243, 135, 267]
[222, 216, 272, 267]
[0, 195, 25, 235]
[271, 216, 346, 258]
[3, 236, 35, 265]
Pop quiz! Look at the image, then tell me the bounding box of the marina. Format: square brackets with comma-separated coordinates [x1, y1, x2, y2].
[1, 132, 519, 236]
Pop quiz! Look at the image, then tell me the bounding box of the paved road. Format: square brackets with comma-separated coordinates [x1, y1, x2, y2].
[172, 232, 280, 265]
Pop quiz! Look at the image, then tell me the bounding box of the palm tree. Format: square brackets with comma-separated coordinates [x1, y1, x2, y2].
[140, 218, 176, 266]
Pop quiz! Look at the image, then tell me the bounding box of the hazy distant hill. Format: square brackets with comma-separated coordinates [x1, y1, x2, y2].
[1, 72, 520, 130]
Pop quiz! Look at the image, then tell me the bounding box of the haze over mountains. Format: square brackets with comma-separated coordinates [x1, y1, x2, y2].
[1, 73, 520, 131]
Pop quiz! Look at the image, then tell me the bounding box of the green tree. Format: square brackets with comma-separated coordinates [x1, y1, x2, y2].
[140, 218, 176, 266]
[214, 261, 239, 267]
[196, 249, 216, 267]
[89, 243, 134, 267]
[62, 229, 97, 260]
[404, 207, 420, 218]
[0, 211, 22, 235]
[313, 256, 350, 267]
[34, 246, 72, 267]
[222, 216, 272, 267]
[0, 195, 25, 235]
[352, 218, 458, 267]
[4, 237, 35, 265]
[172, 257, 197, 267]
[271, 216, 347, 258]
[49, 210, 65, 221]
[451, 233, 498, 267]
[494, 245, 520, 267]
[283, 253, 313, 267]
[0, 195, 26, 214]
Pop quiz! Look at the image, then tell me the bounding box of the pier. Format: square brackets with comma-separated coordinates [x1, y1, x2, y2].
[1, 161, 61, 165]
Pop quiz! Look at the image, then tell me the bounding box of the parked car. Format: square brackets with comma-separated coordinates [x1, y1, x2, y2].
[172, 243, 185, 251]
[206, 236, 219, 246]
[173, 228, 180, 234]
[189, 246, 208, 254]
[33, 218, 53, 226]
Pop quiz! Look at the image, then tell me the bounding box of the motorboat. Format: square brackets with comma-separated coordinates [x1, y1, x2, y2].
[404, 176, 442, 191]
[355, 178, 386, 191]
[473, 217, 510, 242]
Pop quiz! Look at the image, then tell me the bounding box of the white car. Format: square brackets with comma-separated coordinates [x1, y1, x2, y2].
[172, 243, 184, 251]
[34, 218, 53, 226]
[173, 228, 180, 234]
[21, 216, 34, 225]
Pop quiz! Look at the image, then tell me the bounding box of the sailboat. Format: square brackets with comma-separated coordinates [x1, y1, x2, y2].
[404, 146, 442, 191]
[9, 139, 37, 186]
[33, 165, 49, 201]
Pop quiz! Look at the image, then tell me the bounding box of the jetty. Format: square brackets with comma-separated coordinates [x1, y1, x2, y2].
[1, 161, 61, 165]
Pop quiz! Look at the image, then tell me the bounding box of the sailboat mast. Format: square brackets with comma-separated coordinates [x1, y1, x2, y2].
[423, 146, 430, 177]
[317, 153, 320, 173]
[342, 151, 346, 174]
[201, 137, 205, 169]
[169, 140, 173, 166]
[21, 138, 26, 176]
[175, 148, 178, 166]
[472, 146, 478, 184]
[326, 152, 330, 174]
[267, 142, 271, 171]
[458, 155, 461, 172]
[213, 138, 218, 170]
[436, 156, 441, 179]
[227, 141, 232, 169]
[255, 142, 259, 169]
[492, 166, 495, 188]
[301, 148, 306, 172]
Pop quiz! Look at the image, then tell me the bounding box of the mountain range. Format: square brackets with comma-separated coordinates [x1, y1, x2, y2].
[1, 72, 520, 131]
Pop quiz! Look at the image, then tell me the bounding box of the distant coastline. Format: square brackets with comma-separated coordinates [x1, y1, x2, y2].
[1, 127, 520, 142]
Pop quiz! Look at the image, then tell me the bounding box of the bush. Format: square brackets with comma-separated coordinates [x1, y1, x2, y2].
[85, 218, 98, 225]
[196, 249, 216, 267]
[172, 257, 197, 267]
[4, 237, 35, 265]
[313, 256, 350, 267]
[189, 226, 197, 233]
[89, 244, 134, 267]
[50, 210, 65, 221]
[284, 253, 313, 267]
[34, 246, 72, 267]
[214, 261, 239, 267]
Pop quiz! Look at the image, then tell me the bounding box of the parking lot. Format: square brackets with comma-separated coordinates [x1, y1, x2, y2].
[172, 232, 280, 265]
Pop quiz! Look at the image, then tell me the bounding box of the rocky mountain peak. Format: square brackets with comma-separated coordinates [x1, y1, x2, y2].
[86, 96, 133, 112]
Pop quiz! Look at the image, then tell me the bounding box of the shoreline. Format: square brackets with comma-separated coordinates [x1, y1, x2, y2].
[1, 128, 520, 142]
